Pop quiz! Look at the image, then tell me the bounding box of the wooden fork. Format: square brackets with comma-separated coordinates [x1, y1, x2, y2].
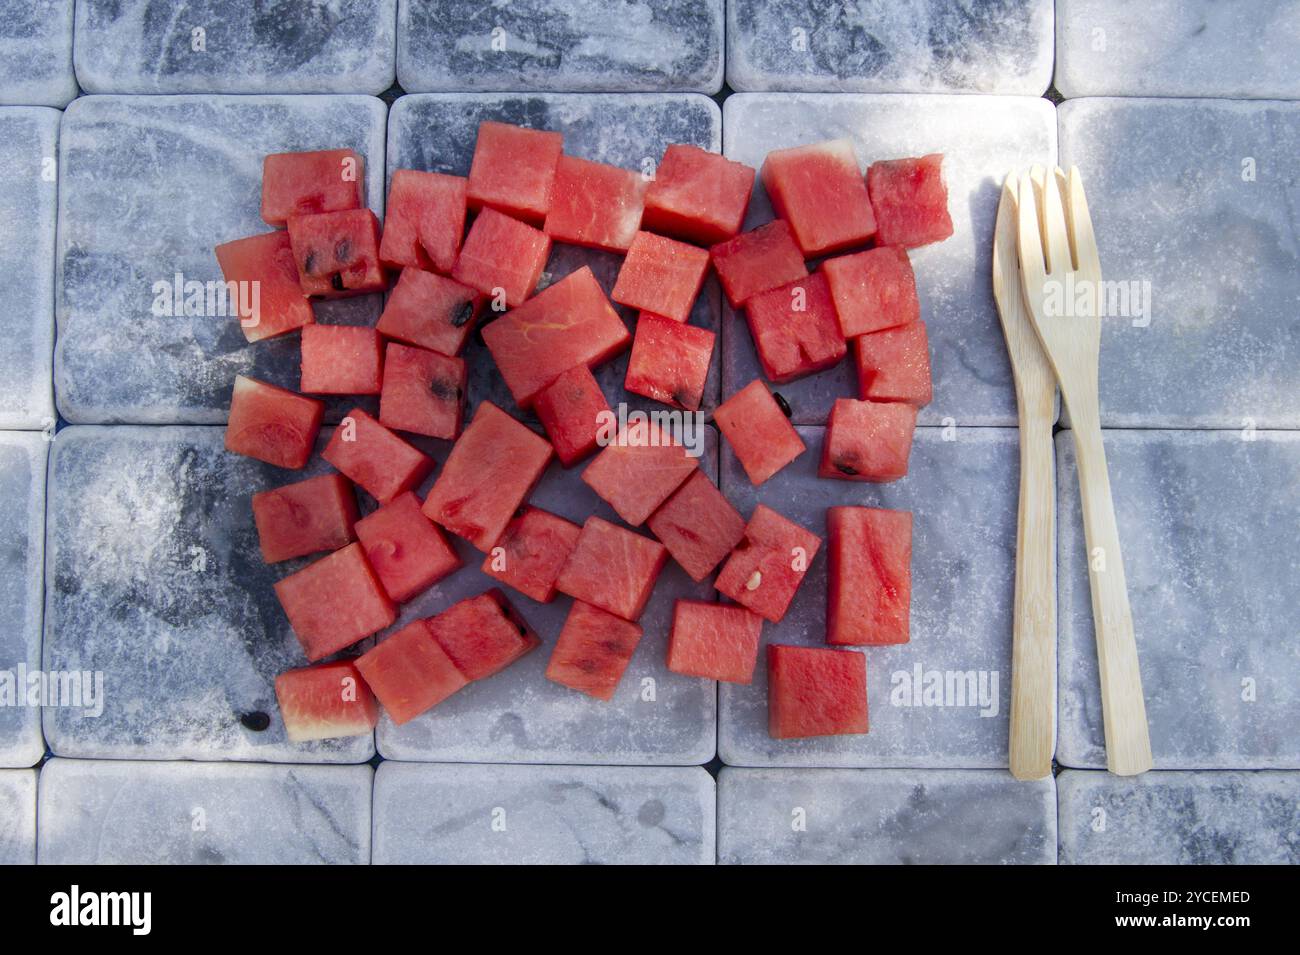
[1016, 165, 1153, 777]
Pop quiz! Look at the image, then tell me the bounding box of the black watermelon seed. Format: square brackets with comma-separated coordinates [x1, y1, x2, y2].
[773, 392, 793, 418]
[451, 301, 475, 327]
[240, 711, 271, 732]
[330, 272, 345, 292]
[303, 251, 318, 274]
[334, 238, 352, 262]
[429, 378, 458, 401]
[836, 461, 859, 476]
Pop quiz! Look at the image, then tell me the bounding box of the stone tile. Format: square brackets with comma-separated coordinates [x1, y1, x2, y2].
[0, 770, 36, 864]
[0, 0, 76, 107]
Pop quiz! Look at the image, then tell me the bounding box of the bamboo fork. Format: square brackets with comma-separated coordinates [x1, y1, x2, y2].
[1016, 165, 1153, 776]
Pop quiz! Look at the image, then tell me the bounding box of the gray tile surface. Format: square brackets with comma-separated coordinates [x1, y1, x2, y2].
[0, 770, 36, 864]
[0, 0, 76, 107]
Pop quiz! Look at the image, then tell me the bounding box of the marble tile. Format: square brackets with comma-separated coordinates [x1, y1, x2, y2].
[0, 0, 76, 107]
[0, 770, 36, 864]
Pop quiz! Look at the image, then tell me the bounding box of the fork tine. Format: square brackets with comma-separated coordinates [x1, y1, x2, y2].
[1065, 165, 1102, 277]
[1054, 167, 1078, 270]
[1037, 163, 1073, 276]
[1016, 170, 1047, 293]
[992, 169, 1019, 298]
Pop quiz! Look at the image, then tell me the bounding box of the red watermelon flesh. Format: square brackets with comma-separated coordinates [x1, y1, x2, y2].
[744, 272, 847, 384]
[379, 169, 468, 273]
[544, 155, 647, 253]
[820, 398, 917, 482]
[712, 379, 806, 486]
[354, 619, 468, 724]
[714, 504, 821, 624]
[666, 599, 764, 684]
[300, 325, 384, 395]
[646, 470, 745, 582]
[760, 139, 876, 257]
[354, 491, 462, 603]
[378, 342, 466, 440]
[466, 121, 563, 225]
[545, 600, 644, 701]
[709, 219, 808, 309]
[821, 245, 920, 338]
[481, 265, 630, 409]
[533, 364, 611, 467]
[451, 207, 551, 308]
[642, 143, 755, 246]
[611, 231, 710, 323]
[555, 516, 668, 622]
[481, 506, 582, 603]
[581, 421, 699, 526]
[428, 589, 540, 681]
[287, 209, 386, 297]
[214, 230, 314, 342]
[867, 154, 953, 249]
[252, 472, 358, 564]
[827, 506, 911, 646]
[274, 659, 378, 742]
[623, 314, 715, 412]
[376, 267, 482, 358]
[273, 542, 397, 661]
[421, 401, 554, 551]
[767, 644, 868, 739]
[225, 375, 323, 470]
[261, 149, 363, 227]
[855, 321, 932, 407]
[322, 408, 434, 504]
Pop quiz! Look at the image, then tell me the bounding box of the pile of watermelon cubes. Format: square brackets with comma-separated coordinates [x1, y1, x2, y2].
[216, 124, 951, 744]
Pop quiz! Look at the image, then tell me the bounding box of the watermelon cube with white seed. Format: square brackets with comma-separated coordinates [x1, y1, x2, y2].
[261, 149, 363, 227]
[544, 155, 647, 253]
[274, 542, 397, 661]
[820, 398, 917, 482]
[624, 315, 714, 412]
[533, 364, 611, 467]
[287, 209, 386, 297]
[300, 325, 384, 395]
[646, 470, 745, 582]
[421, 401, 554, 551]
[867, 154, 953, 249]
[828, 506, 912, 646]
[667, 600, 764, 684]
[466, 121, 563, 225]
[855, 321, 932, 407]
[611, 231, 710, 323]
[355, 620, 468, 725]
[545, 600, 644, 701]
[709, 219, 808, 309]
[556, 517, 668, 622]
[355, 491, 462, 603]
[715, 504, 821, 624]
[274, 659, 378, 743]
[767, 644, 868, 739]
[322, 408, 434, 504]
[225, 375, 323, 470]
[379, 169, 468, 273]
[214, 230, 314, 342]
[379, 342, 466, 440]
[822, 246, 920, 338]
[761, 139, 876, 257]
[252, 473, 358, 564]
[581, 422, 699, 526]
[642, 144, 755, 246]
[713, 380, 806, 486]
[481, 506, 582, 603]
[377, 267, 482, 358]
[744, 272, 847, 384]
[451, 207, 551, 308]
[428, 589, 540, 681]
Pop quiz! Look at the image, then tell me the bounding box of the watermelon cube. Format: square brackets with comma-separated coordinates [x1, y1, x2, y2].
[667, 599, 764, 684]
[252, 473, 358, 564]
[354, 619, 468, 724]
[322, 408, 434, 503]
[715, 504, 821, 624]
[421, 401, 554, 551]
[225, 375, 324, 470]
[481, 265, 630, 408]
[646, 470, 745, 582]
[214, 230, 314, 342]
[545, 600, 644, 701]
[378, 342, 466, 440]
[760, 139, 876, 257]
[544, 155, 647, 253]
[466, 120, 564, 225]
[533, 364, 611, 467]
[378, 169, 468, 273]
[820, 398, 917, 482]
[709, 219, 808, 309]
[428, 589, 540, 681]
[261, 149, 363, 227]
[274, 542, 397, 661]
[451, 207, 551, 308]
[744, 272, 847, 384]
[354, 491, 462, 603]
[611, 231, 710, 323]
[581, 422, 699, 526]
[827, 506, 912, 646]
[299, 325, 384, 395]
[855, 321, 932, 407]
[623, 314, 715, 412]
[642, 143, 756, 246]
[712, 379, 806, 486]
[287, 209, 386, 297]
[821, 246, 920, 338]
[556, 516, 668, 622]
[866, 154, 954, 249]
[274, 659, 378, 743]
[767, 644, 869, 739]
[376, 267, 482, 358]
[481, 506, 582, 603]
